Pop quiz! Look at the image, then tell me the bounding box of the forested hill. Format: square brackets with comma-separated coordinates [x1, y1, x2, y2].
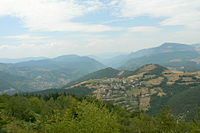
[1, 94, 200, 133]
[0, 55, 105, 94]
[64, 67, 136, 87]
[33, 64, 200, 119]
[1, 64, 200, 132]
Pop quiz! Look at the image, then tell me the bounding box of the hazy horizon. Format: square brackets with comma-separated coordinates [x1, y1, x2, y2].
[0, 0, 200, 58]
[0, 42, 198, 60]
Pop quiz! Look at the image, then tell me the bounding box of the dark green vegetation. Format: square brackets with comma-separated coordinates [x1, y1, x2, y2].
[167, 85, 200, 118]
[1, 43, 200, 132]
[0, 55, 105, 94]
[1, 94, 200, 133]
[32, 64, 200, 120]
[148, 80, 200, 119]
[0, 71, 23, 92]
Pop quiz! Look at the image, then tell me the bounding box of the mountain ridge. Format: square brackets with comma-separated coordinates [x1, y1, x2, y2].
[33, 64, 200, 119]
[0, 54, 106, 94]
[95, 42, 198, 68]
[120, 43, 200, 71]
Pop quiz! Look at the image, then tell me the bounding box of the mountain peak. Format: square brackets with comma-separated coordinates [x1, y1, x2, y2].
[157, 42, 195, 52]
[53, 54, 80, 60]
[134, 64, 167, 75]
[160, 42, 189, 47]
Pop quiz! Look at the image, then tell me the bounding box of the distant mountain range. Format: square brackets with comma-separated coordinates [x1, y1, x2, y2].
[2, 42, 200, 71]
[96, 43, 200, 71]
[1, 42, 199, 119]
[0, 42, 198, 119]
[0, 57, 48, 63]
[0, 55, 105, 94]
[120, 43, 200, 71]
[1, 42, 200, 95]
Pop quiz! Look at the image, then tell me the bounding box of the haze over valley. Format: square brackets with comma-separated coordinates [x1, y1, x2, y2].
[1, 0, 200, 132]
[0, 42, 200, 94]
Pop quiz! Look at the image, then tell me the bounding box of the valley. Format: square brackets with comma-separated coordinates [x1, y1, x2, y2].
[1, 42, 200, 94]
[1, 43, 200, 132]
[1, 42, 200, 117]
[0, 55, 105, 94]
[62, 64, 200, 117]
[1, 1, 200, 132]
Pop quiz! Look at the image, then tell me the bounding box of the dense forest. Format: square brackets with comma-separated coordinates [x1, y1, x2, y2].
[1, 94, 200, 133]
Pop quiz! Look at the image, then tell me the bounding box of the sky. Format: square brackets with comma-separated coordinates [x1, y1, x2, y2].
[0, 0, 200, 58]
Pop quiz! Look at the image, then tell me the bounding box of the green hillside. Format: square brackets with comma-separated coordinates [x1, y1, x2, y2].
[6, 64, 200, 133]
[39, 64, 200, 119]
[0, 71, 30, 94]
[0, 55, 105, 94]
[64, 67, 136, 87]
[167, 86, 200, 119]
[0, 71, 16, 93]
[2, 94, 200, 133]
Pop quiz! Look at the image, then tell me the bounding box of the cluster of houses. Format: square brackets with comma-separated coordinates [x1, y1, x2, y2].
[90, 77, 152, 111]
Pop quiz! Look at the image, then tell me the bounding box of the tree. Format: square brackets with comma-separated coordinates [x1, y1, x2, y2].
[45, 100, 120, 133]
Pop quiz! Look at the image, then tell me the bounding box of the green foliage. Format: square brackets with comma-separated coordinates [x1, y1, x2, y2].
[45, 101, 119, 133]
[167, 86, 200, 120]
[0, 95, 119, 133]
[1, 94, 200, 133]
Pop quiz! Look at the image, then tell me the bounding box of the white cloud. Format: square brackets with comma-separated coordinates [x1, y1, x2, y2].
[0, 41, 80, 58]
[0, 0, 117, 32]
[0, 28, 200, 58]
[0, 0, 199, 58]
[1, 34, 50, 44]
[113, 0, 200, 28]
[2, 34, 47, 40]
[129, 26, 162, 33]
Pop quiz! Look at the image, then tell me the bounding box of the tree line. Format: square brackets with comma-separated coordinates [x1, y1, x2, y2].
[0, 93, 200, 133]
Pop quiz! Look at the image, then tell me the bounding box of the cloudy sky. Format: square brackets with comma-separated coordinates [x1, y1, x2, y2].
[0, 0, 200, 58]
